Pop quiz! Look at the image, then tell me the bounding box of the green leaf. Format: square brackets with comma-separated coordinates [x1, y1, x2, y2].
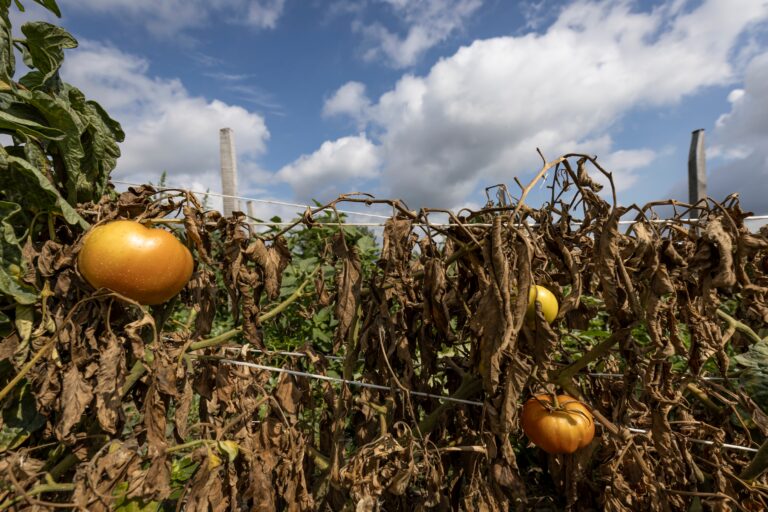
[30, 0, 61, 17]
[171, 456, 199, 483]
[0, 201, 38, 304]
[0, 310, 10, 336]
[1, 151, 87, 228]
[0, 9, 13, 81]
[0, 107, 65, 139]
[65, 84, 123, 198]
[0, 381, 46, 452]
[12, 87, 86, 203]
[112, 482, 160, 512]
[20, 22, 76, 82]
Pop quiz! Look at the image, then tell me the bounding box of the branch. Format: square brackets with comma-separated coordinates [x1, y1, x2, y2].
[417, 377, 483, 435]
[716, 309, 763, 345]
[740, 437, 768, 481]
[119, 264, 320, 396]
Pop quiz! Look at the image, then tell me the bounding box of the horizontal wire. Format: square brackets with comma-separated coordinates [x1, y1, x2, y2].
[111, 180, 768, 228]
[112, 180, 393, 220]
[622, 427, 758, 453]
[192, 352, 757, 454]
[218, 346, 729, 382]
[192, 355, 485, 407]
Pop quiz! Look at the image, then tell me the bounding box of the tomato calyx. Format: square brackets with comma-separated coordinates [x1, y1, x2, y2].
[531, 392, 592, 423]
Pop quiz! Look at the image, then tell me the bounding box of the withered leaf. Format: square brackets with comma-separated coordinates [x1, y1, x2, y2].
[55, 365, 94, 441]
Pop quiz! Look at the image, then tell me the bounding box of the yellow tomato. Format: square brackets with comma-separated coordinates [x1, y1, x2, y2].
[78, 220, 194, 305]
[526, 285, 558, 324]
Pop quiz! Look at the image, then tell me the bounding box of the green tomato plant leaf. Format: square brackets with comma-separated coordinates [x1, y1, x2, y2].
[0, 4, 13, 81]
[30, 0, 61, 17]
[0, 200, 37, 304]
[0, 381, 46, 453]
[20, 21, 76, 82]
[0, 148, 87, 227]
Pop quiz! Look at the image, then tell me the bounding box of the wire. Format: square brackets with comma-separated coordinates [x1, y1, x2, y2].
[216, 347, 728, 382]
[623, 427, 757, 453]
[190, 352, 757, 454]
[111, 180, 768, 228]
[112, 180, 393, 220]
[192, 355, 485, 407]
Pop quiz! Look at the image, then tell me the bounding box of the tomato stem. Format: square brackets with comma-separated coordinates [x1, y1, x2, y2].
[118, 264, 321, 397]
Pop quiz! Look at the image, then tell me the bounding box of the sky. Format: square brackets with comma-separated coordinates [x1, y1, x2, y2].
[9, 0, 768, 223]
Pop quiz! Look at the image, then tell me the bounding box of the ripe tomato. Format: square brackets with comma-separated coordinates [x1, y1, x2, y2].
[526, 285, 559, 324]
[521, 394, 595, 454]
[78, 220, 194, 305]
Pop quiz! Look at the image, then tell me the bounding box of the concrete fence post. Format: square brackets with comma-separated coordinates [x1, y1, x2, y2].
[688, 129, 706, 219]
[219, 128, 239, 216]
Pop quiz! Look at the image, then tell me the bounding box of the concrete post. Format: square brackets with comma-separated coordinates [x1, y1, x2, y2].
[219, 128, 239, 216]
[688, 129, 706, 219]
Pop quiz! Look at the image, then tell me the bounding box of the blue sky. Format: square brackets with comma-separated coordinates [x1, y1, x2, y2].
[10, 0, 768, 220]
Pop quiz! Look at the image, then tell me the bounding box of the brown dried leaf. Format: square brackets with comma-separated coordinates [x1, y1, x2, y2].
[56, 365, 94, 441]
[95, 334, 126, 434]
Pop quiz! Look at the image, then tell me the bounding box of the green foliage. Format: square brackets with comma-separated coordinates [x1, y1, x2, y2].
[0, 0, 123, 309]
[734, 340, 768, 412]
[259, 209, 379, 354]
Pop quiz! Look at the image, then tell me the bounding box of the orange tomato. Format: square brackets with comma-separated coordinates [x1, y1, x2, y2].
[521, 394, 595, 454]
[78, 220, 193, 305]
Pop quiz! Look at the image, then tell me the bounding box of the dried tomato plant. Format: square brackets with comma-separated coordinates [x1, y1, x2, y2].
[1, 153, 768, 512]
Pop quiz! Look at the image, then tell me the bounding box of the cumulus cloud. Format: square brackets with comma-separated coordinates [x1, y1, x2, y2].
[276, 135, 381, 202]
[62, 41, 271, 206]
[356, 0, 483, 68]
[58, 0, 286, 37]
[704, 52, 768, 213]
[319, 0, 768, 208]
[322, 81, 371, 128]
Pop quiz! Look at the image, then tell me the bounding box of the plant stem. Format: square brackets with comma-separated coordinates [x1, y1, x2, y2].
[556, 327, 631, 386]
[716, 309, 763, 345]
[48, 452, 79, 480]
[740, 437, 768, 480]
[685, 383, 723, 414]
[0, 482, 75, 511]
[307, 445, 330, 471]
[119, 264, 320, 397]
[166, 438, 208, 454]
[0, 338, 56, 403]
[418, 377, 483, 435]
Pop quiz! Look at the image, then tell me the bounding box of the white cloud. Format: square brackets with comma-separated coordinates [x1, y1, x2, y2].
[357, 0, 483, 68]
[597, 147, 659, 192]
[276, 134, 381, 202]
[62, 41, 271, 205]
[57, 0, 286, 37]
[322, 81, 371, 128]
[706, 51, 768, 213]
[321, 0, 768, 208]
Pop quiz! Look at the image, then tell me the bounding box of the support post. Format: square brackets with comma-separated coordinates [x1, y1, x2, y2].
[688, 129, 706, 219]
[247, 200, 255, 219]
[219, 128, 239, 216]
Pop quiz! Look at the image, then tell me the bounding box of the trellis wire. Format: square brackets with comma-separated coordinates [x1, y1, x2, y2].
[113, 180, 768, 229]
[199, 355, 757, 454]
[192, 355, 484, 406]
[217, 345, 726, 381]
[112, 180, 392, 220]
